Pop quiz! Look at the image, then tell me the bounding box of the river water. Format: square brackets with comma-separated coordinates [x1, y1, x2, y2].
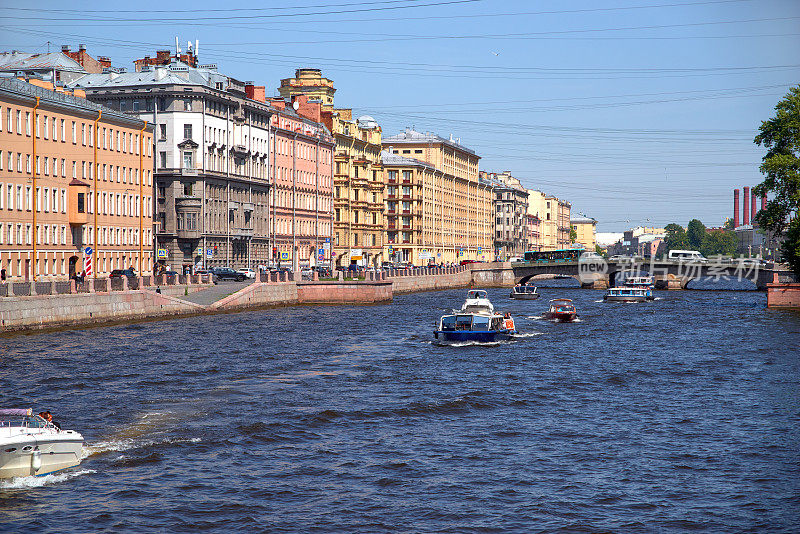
[1, 286, 799, 532]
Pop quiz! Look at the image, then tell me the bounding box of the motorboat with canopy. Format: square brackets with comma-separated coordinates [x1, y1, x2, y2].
[0, 408, 83, 479]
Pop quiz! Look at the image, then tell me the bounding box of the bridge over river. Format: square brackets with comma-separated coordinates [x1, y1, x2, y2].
[510, 259, 797, 290]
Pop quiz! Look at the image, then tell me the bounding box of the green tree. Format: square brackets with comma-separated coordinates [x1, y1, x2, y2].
[700, 230, 738, 258]
[664, 223, 689, 251]
[686, 219, 706, 250]
[569, 227, 577, 243]
[753, 85, 800, 275]
[595, 244, 607, 258]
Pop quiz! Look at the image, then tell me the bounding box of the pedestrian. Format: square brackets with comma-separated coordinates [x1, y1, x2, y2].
[0, 268, 5, 282]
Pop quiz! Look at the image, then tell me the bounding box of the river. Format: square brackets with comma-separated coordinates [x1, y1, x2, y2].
[1, 286, 799, 532]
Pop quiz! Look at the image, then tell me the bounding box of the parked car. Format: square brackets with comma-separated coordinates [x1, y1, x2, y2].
[211, 267, 246, 281]
[460, 259, 480, 266]
[236, 268, 256, 279]
[109, 268, 136, 278]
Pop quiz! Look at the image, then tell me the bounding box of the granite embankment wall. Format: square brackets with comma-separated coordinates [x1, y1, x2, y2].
[0, 263, 516, 333]
[391, 267, 473, 294]
[766, 283, 800, 308]
[209, 282, 299, 311]
[298, 281, 393, 303]
[0, 290, 204, 332]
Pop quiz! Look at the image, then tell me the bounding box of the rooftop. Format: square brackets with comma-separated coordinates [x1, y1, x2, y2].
[570, 216, 597, 224]
[0, 51, 85, 73]
[383, 128, 477, 156]
[380, 150, 435, 170]
[70, 60, 228, 89]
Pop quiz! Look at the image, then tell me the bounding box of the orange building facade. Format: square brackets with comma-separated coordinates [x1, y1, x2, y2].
[0, 77, 154, 281]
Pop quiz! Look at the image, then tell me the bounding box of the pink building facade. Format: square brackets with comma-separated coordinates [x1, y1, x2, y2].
[268, 101, 334, 269]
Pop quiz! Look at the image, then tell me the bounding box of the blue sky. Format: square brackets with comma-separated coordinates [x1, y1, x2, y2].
[2, 0, 798, 231]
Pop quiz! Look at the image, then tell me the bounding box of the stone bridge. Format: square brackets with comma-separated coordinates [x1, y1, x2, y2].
[511, 260, 797, 290]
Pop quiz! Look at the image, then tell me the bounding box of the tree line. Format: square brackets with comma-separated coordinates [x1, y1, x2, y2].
[664, 219, 738, 258]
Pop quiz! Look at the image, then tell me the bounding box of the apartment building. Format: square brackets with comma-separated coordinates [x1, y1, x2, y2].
[72, 57, 333, 272]
[279, 69, 383, 268]
[383, 129, 492, 263]
[0, 76, 154, 280]
[482, 171, 529, 260]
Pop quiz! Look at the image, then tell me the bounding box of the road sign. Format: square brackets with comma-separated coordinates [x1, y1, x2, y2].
[157, 248, 168, 259]
[84, 246, 93, 256]
[280, 251, 290, 261]
[388, 246, 393, 254]
[206, 248, 213, 258]
[318, 248, 325, 262]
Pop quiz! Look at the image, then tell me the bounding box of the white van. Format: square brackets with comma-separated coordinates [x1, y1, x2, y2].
[668, 249, 708, 263]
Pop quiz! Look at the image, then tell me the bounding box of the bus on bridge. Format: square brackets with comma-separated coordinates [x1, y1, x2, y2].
[523, 248, 584, 264]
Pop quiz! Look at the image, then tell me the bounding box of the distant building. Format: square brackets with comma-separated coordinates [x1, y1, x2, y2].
[384, 129, 491, 264]
[570, 216, 597, 250]
[526, 190, 571, 251]
[481, 171, 528, 260]
[0, 76, 154, 280]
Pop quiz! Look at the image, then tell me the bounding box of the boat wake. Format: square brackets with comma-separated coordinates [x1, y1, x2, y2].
[82, 410, 200, 458]
[511, 332, 544, 338]
[526, 315, 546, 320]
[0, 469, 96, 490]
[83, 437, 200, 458]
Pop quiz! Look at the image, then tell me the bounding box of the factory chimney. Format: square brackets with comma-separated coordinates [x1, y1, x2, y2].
[733, 189, 740, 228]
[743, 186, 750, 225]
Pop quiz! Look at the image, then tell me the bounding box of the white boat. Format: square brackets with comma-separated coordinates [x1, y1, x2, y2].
[435, 290, 517, 342]
[0, 408, 84, 479]
[509, 283, 540, 300]
[604, 286, 650, 302]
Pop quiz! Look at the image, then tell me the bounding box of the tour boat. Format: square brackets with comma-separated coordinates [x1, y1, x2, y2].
[623, 276, 655, 300]
[544, 298, 578, 322]
[0, 409, 84, 479]
[604, 286, 650, 303]
[509, 283, 540, 300]
[434, 290, 517, 342]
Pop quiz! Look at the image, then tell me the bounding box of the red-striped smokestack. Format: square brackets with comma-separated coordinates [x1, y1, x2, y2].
[751, 190, 757, 222]
[733, 189, 740, 227]
[743, 186, 750, 225]
[761, 194, 766, 212]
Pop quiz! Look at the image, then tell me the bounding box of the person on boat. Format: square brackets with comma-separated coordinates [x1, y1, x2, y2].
[38, 411, 61, 429]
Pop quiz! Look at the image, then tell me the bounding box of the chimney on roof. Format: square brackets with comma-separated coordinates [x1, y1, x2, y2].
[61, 45, 70, 52]
[79, 44, 86, 51]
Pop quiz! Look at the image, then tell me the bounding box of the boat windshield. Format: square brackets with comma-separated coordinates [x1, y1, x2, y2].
[455, 315, 473, 330]
[472, 315, 490, 330]
[0, 414, 50, 429]
[514, 285, 537, 293]
[441, 315, 457, 331]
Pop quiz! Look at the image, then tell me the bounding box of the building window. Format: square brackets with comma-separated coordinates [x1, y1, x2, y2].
[160, 151, 167, 168]
[183, 124, 192, 140]
[159, 124, 167, 140]
[183, 151, 193, 169]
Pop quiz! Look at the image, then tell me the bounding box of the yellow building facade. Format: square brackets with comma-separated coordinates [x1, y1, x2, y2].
[279, 69, 385, 267]
[383, 130, 492, 264]
[571, 216, 597, 250]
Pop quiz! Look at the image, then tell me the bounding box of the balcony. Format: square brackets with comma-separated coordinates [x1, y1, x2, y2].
[231, 145, 249, 158]
[232, 227, 254, 238]
[242, 202, 254, 212]
[175, 196, 202, 239]
[180, 167, 198, 176]
[228, 200, 240, 211]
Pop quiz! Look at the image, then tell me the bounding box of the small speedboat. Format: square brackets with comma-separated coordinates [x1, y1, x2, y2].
[435, 290, 517, 342]
[604, 286, 650, 302]
[510, 283, 540, 300]
[0, 408, 84, 479]
[544, 298, 578, 322]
